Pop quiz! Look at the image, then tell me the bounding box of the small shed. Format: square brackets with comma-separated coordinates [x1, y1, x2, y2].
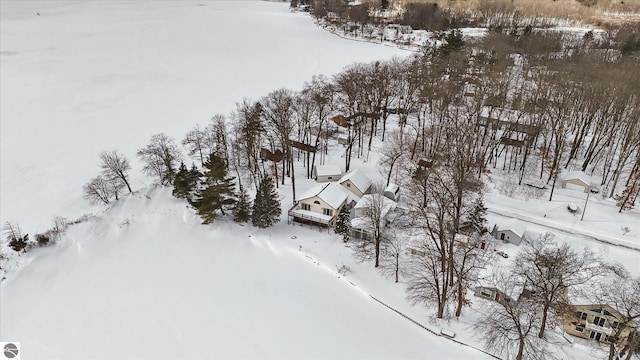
[383, 183, 400, 202]
[561, 171, 591, 193]
[491, 219, 527, 246]
[312, 165, 342, 182]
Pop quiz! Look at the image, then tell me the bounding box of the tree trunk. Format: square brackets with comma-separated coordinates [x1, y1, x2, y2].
[516, 338, 525, 360]
[538, 303, 549, 338]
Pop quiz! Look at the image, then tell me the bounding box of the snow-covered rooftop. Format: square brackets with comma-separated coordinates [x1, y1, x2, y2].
[355, 194, 397, 214]
[297, 183, 348, 210]
[314, 164, 342, 177]
[339, 169, 372, 193]
[495, 219, 527, 238]
[562, 171, 592, 185]
[384, 183, 399, 194]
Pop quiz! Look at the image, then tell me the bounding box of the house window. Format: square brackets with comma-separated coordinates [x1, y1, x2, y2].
[347, 183, 351, 187]
[575, 325, 585, 333]
[590, 331, 602, 341]
[480, 290, 492, 298]
[500, 233, 505, 240]
[301, 203, 311, 211]
[581, 312, 588, 320]
[314, 200, 321, 205]
[323, 208, 333, 216]
[327, 176, 333, 180]
[612, 321, 620, 330]
[593, 316, 606, 327]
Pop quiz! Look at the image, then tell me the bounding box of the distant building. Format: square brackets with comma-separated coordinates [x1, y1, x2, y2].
[312, 165, 342, 182]
[561, 171, 591, 193]
[491, 219, 527, 246]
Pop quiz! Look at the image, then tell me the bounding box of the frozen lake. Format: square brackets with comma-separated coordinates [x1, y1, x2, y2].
[0, 0, 409, 231]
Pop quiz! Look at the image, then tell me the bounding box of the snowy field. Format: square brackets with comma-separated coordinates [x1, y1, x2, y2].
[0, 0, 409, 232]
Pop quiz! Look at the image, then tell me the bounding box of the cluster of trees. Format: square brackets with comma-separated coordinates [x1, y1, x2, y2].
[1, 215, 89, 258]
[297, 0, 640, 33]
[475, 233, 640, 360]
[82, 130, 282, 228]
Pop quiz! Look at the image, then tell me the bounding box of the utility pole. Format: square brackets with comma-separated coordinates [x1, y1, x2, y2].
[581, 190, 591, 221]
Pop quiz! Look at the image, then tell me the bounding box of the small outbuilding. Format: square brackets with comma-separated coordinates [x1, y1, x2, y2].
[312, 165, 342, 182]
[561, 171, 591, 193]
[491, 219, 527, 246]
[383, 183, 400, 202]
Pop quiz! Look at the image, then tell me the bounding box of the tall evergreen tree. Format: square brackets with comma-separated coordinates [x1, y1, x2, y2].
[461, 198, 488, 235]
[251, 176, 281, 228]
[192, 154, 236, 224]
[334, 206, 351, 241]
[232, 185, 252, 223]
[172, 162, 191, 199]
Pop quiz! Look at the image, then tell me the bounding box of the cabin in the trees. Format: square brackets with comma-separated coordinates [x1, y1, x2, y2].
[491, 219, 527, 246]
[563, 304, 630, 345]
[312, 165, 342, 182]
[288, 183, 348, 227]
[339, 169, 372, 198]
[561, 171, 591, 193]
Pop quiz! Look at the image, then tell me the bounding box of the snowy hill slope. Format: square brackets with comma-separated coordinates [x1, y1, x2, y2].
[0, 187, 489, 359]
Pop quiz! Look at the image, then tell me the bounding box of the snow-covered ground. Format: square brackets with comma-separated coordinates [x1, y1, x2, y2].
[0, 1, 488, 359]
[2, 1, 639, 359]
[1, 187, 490, 359]
[0, 0, 409, 232]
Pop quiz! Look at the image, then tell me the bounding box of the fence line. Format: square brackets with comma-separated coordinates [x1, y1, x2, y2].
[368, 295, 501, 359]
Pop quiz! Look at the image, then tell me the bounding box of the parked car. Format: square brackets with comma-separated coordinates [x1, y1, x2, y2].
[567, 203, 579, 213]
[494, 250, 509, 258]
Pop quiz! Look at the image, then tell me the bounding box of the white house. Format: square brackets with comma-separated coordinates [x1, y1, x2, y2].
[339, 169, 372, 198]
[491, 219, 527, 245]
[312, 164, 342, 182]
[350, 194, 397, 240]
[562, 171, 591, 193]
[288, 183, 349, 227]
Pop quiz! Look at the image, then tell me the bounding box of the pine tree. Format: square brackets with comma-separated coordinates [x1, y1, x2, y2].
[233, 185, 252, 223]
[461, 198, 488, 235]
[188, 164, 202, 187]
[251, 176, 281, 228]
[192, 154, 236, 224]
[172, 162, 191, 199]
[3, 222, 30, 253]
[334, 206, 351, 241]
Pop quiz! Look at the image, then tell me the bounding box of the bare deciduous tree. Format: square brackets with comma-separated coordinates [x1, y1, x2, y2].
[596, 269, 640, 360]
[83, 176, 116, 205]
[137, 133, 181, 185]
[475, 269, 552, 360]
[99, 150, 133, 194]
[182, 125, 208, 167]
[516, 232, 603, 338]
